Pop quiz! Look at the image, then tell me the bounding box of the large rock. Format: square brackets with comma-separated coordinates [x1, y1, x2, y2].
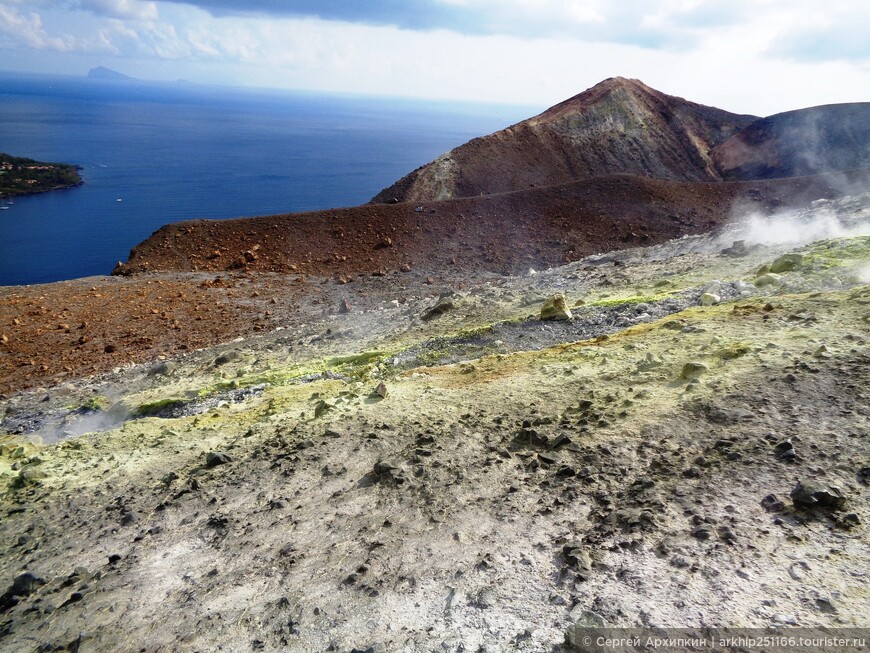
[770, 253, 804, 273]
[790, 480, 846, 511]
[541, 294, 573, 321]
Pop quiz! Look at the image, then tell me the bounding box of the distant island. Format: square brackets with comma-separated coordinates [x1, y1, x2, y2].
[87, 66, 137, 81]
[0, 153, 82, 198]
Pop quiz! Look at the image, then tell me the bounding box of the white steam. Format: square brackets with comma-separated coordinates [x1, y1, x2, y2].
[728, 204, 870, 248]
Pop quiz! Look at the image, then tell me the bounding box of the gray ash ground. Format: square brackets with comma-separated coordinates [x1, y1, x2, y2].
[0, 195, 869, 652]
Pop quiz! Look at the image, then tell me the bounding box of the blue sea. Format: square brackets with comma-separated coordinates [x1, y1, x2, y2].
[0, 73, 531, 286]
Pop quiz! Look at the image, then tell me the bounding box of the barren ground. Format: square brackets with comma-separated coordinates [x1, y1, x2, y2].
[0, 193, 869, 652]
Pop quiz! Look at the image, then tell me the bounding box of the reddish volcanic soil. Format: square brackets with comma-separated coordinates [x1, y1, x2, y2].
[0, 274, 309, 395]
[115, 174, 843, 278]
[1, 171, 864, 396]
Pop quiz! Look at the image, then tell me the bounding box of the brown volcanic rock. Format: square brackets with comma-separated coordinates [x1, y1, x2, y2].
[371, 78, 757, 203]
[114, 172, 857, 280]
[712, 103, 870, 180]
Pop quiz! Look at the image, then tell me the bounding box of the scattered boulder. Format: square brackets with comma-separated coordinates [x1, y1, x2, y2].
[790, 480, 846, 511]
[339, 298, 351, 314]
[541, 294, 572, 321]
[0, 572, 45, 612]
[774, 440, 796, 461]
[372, 460, 404, 484]
[680, 361, 708, 380]
[314, 399, 335, 418]
[512, 427, 549, 448]
[770, 253, 804, 273]
[700, 292, 720, 306]
[372, 382, 388, 399]
[422, 295, 455, 321]
[205, 451, 234, 468]
[562, 541, 593, 572]
[755, 273, 782, 286]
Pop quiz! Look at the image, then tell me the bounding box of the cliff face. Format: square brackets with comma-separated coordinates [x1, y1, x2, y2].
[712, 103, 870, 180]
[371, 77, 758, 203]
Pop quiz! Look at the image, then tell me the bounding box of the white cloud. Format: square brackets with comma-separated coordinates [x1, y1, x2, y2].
[73, 0, 158, 21]
[0, 5, 75, 51]
[0, 0, 869, 116]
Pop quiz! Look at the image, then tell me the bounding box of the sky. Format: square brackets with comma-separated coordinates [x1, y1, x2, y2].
[1, 0, 869, 116]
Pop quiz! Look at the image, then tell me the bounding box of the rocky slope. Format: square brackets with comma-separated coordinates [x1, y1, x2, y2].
[1, 194, 869, 651]
[713, 103, 870, 180]
[371, 78, 758, 203]
[371, 81, 870, 205]
[110, 172, 867, 280]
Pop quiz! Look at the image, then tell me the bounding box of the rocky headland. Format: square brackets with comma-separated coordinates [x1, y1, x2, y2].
[0, 153, 82, 199]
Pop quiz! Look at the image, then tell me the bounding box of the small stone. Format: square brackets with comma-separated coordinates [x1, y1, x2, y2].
[540, 294, 573, 321]
[717, 526, 737, 544]
[513, 428, 548, 448]
[148, 361, 176, 376]
[637, 352, 664, 371]
[568, 607, 608, 628]
[815, 598, 838, 614]
[774, 440, 796, 461]
[772, 614, 799, 626]
[551, 434, 573, 449]
[205, 451, 234, 468]
[837, 513, 861, 529]
[755, 273, 782, 286]
[691, 524, 714, 540]
[700, 292, 720, 306]
[562, 543, 593, 571]
[314, 399, 334, 418]
[372, 382, 388, 399]
[421, 295, 455, 321]
[373, 460, 399, 477]
[339, 298, 351, 314]
[565, 608, 608, 652]
[790, 480, 846, 511]
[813, 344, 830, 358]
[680, 361, 708, 380]
[788, 561, 809, 580]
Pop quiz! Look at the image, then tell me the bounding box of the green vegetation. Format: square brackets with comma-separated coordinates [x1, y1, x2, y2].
[0, 152, 82, 198]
